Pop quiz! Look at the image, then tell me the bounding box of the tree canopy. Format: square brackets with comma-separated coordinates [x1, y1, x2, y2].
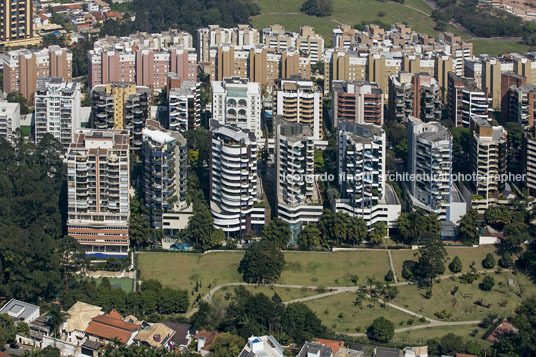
[238, 240, 285, 284]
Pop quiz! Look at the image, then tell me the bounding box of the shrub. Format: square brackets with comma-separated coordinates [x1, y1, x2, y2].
[480, 275, 495, 291]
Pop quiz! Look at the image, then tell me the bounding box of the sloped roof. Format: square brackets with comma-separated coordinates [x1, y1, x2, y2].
[314, 338, 344, 355]
[64, 301, 103, 333]
[85, 314, 140, 343]
[135, 323, 175, 348]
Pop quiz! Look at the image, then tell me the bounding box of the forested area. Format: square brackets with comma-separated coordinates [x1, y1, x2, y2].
[0, 136, 86, 303]
[99, 0, 261, 39]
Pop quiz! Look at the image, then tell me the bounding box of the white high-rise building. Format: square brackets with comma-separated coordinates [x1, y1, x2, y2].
[211, 77, 262, 140]
[275, 119, 323, 236]
[335, 121, 400, 227]
[407, 116, 466, 223]
[34, 77, 81, 148]
[66, 129, 130, 257]
[209, 120, 265, 238]
[0, 101, 20, 143]
[168, 81, 201, 132]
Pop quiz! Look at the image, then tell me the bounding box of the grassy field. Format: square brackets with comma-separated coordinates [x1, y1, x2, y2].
[472, 40, 533, 56]
[137, 250, 391, 295]
[94, 277, 134, 293]
[303, 291, 415, 333]
[396, 324, 491, 346]
[213, 285, 321, 302]
[394, 271, 536, 322]
[391, 246, 499, 281]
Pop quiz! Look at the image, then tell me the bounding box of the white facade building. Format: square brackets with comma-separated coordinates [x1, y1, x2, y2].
[168, 81, 201, 132]
[0, 101, 20, 143]
[209, 120, 265, 237]
[34, 77, 81, 148]
[211, 77, 262, 140]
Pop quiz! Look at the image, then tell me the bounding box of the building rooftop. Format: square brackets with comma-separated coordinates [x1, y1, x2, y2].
[297, 341, 333, 357]
[64, 301, 103, 333]
[239, 336, 285, 357]
[339, 120, 384, 145]
[85, 313, 140, 343]
[135, 323, 175, 349]
[0, 299, 39, 323]
[162, 322, 192, 346]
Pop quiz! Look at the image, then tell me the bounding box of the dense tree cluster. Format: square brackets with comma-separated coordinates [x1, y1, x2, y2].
[492, 297, 536, 355]
[427, 332, 484, 356]
[300, 0, 333, 17]
[395, 209, 440, 245]
[402, 237, 448, 289]
[100, 0, 260, 38]
[0, 136, 86, 303]
[191, 287, 328, 345]
[62, 279, 188, 317]
[238, 240, 285, 284]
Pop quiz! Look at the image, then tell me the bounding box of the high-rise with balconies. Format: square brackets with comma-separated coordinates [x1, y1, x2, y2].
[335, 121, 401, 227]
[34, 77, 81, 148]
[275, 118, 322, 236]
[407, 116, 466, 223]
[209, 120, 265, 238]
[448, 72, 489, 127]
[0, 100, 20, 143]
[332, 80, 383, 128]
[142, 120, 188, 228]
[211, 77, 262, 140]
[469, 115, 507, 210]
[168, 75, 200, 132]
[504, 83, 536, 128]
[273, 78, 323, 141]
[67, 129, 130, 257]
[0, 0, 39, 47]
[91, 83, 150, 150]
[388, 72, 441, 122]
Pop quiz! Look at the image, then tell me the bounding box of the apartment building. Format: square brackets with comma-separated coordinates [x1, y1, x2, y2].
[2, 46, 72, 100]
[34, 77, 81, 148]
[167, 77, 201, 132]
[367, 53, 403, 96]
[464, 57, 483, 84]
[510, 52, 536, 85]
[440, 32, 473, 75]
[447, 72, 489, 127]
[0, 101, 20, 143]
[263, 25, 324, 63]
[325, 50, 368, 93]
[433, 52, 454, 101]
[469, 115, 507, 210]
[91, 83, 150, 149]
[207, 44, 311, 87]
[334, 121, 401, 227]
[388, 72, 441, 122]
[273, 78, 323, 141]
[523, 125, 536, 196]
[275, 119, 322, 234]
[332, 80, 383, 127]
[481, 55, 514, 110]
[209, 120, 265, 237]
[88, 31, 197, 91]
[0, 0, 39, 47]
[197, 24, 260, 63]
[66, 129, 130, 257]
[407, 116, 466, 223]
[504, 83, 536, 127]
[211, 77, 262, 140]
[500, 72, 527, 123]
[331, 25, 358, 50]
[142, 120, 188, 228]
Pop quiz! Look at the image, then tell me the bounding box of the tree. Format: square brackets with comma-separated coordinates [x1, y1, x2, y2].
[499, 222, 528, 257]
[482, 253, 496, 269]
[300, 0, 333, 16]
[493, 297, 536, 356]
[457, 209, 480, 244]
[17, 321, 30, 336]
[48, 305, 69, 338]
[129, 195, 152, 247]
[368, 222, 387, 245]
[183, 203, 223, 251]
[238, 240, 285, 284]
[299, 223, 322, 250]
[262, 218, 291, 249]
[414, 237, 448, 286]
[449, 256, 463, 273]
[210, 333, 245, 357]
[384, 270, 394, 282]
[498, 253, 514, 268]
[6, 92, 30, 115]
[465, 340, 482, 356]
[396, 210, 440, 245]
[480, 275, 495, 291]
[0, 314, 16, 346]
[439, 333, 465, 355]
[367, 317, 394, 343]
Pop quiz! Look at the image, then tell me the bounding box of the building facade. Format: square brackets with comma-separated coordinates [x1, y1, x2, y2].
[91, 83, 150, 150]
[67, 130, 130, 257]
[34, 77, 81, 148]
[142, 120, 188, 228]
[209, 120, 265, 237]
[211, 77, 262, 140]
[0, 0, 38, 47]
[0, 101, 20, 143]
[447, 72, 489, 127]
[504, 83, 536, 128]
[332, 80, 383, 127]
[275, 119, 323, 237]
[273, 78, 323, 141]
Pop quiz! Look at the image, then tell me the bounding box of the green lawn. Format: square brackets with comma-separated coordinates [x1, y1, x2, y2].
[19, 125, 31, 137]
[303, 291, 415, 333]
[94, 277, 134, 293]
[213, 285, 321, 302]
[254, 0, 304, 12]
[137, 250, 391, 296]
[251, 14, 337, 43]
[394, 272, 536, 322]
[391, 246, 499, 281]
[396, 324, 491, 346]
[472, 40, 533, 56]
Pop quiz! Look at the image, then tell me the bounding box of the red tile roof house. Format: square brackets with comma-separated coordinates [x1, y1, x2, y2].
[85, 311, 140, 346]
[194, 330, 221, 356]
[487, 320, 517, 343]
